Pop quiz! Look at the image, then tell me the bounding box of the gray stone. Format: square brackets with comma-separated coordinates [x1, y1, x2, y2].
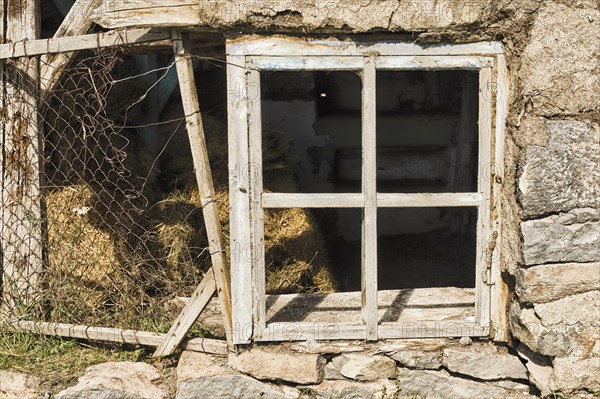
[56, 362, 169, 399]
[518, 121, 600, 218]
[509, 301, 599, 358]
[516, 262, 600, 303]
[177, 351, 294, 399]
[442, 346, 528, 381]
[0, 371, 42, 399]
[389, 349, 443, 370]
[228, 348, 325, 384]
[519, 3, 600, 115]
[178, 375, 294, 399]
[323, 362, 346, 380]
[572, 208, 600, 224]
[534, 291, 600, 328]
[521, 216, 599, 265]
[331, 354, 396, 382]
[395, 368, 536, 399]
[551, 357, 600, 394]
[301, 379, 398, 399]
[516, 344, 553, 397]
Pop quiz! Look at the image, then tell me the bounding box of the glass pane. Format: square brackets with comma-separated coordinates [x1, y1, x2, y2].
[376, 71, 479, 193]
[261, 71, 362, 193]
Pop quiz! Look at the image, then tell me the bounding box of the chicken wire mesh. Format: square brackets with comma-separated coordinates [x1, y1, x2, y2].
[0, 46, 339, 337]
[0, 49, 216, 333]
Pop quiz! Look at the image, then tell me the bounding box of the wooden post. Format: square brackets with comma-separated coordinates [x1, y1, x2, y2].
[1, 0, 44, 316]
[164, 30, 233, 349]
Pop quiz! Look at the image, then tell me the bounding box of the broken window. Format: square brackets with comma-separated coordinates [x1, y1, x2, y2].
[226, 37, 508, 343]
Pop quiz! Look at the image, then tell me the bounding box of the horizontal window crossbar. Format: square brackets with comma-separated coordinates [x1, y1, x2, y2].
[261, 192, 483, 208]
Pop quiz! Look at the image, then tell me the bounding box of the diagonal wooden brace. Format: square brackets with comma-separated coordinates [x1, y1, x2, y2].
[153, 30, 234, 357]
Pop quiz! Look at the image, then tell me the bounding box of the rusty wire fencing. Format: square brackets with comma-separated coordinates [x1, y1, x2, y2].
[0, 48, 229, 336]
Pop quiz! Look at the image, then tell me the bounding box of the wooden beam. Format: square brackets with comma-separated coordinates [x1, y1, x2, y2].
[40, 0, 103, 92]
[377, 193, 483, 208]
[491, 55, 510, 342]
[1, 0, 44, 315]
[256, 321, 488, 341]
[226, 54, 253, 345]
[153, 267, 217, 357]
[170, 31, 233, 350]
[361, 55, 378, 341]
[228, 37, 504, 57]
[475, 66, 493, 329]
[0, 28, 170, 60]
[247, 68, 267, 334]
[262, 193, 364, 208]
[11, 320, 227, 356]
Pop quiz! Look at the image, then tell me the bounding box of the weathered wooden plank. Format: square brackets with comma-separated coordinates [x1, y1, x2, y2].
[226, 53, 253, 344]
[153, 267, 216, 357]
[171, 31, 233, 350]
[255, 321, 488, 341]
[11, 320, 228, 356]
[262, 193, 364, 208]
[265, 287, 475, 324]
[247, 69, 266, 334]
[228, 37, 504, 57]
[377, 193, 483, 208]
[475, 66, 493, 329]
[376, 55, 493, 70]
[181, 287, 478, 335]
[0, 28, 170, 60]
[247, 56, 362, 71]
[1, 0, 44, 315]
[361, 55, 378, 341]
[91, 0, 200, 29]
[246, 55, 492, 71]
[491, 54, 510, 342]
[40, 0, 104, 92]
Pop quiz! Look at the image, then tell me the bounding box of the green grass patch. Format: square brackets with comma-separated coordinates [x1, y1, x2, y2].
[0, 331, 151, 394]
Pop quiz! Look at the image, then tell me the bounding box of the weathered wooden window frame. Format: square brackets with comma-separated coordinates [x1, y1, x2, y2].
[226, 37, 508, 344]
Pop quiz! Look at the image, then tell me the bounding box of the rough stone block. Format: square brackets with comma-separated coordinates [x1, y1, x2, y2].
[551, 357, 600, 394]
[534, 290, 600, 327]
[177, 351, 294, 399]
[331, 354, 396, 382]
[395, 368, 536, 399]
[442, 346, 528, 381]
[521, 216, 599, 265]
[302, 379, 398, 399]
[510, 301, 599, 358]
[516, 344, 553, 397]
[0, 371, 42, 399]
[518, 120, 599, 218]
[228, 348, 326, 385]
[56, 362, 170, 399]
[178, 375, 294, 399]
[516, 262, 600, 303]
[389, 349, 443, 370]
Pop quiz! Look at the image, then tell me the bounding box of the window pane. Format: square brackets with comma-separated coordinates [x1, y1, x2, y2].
[264, 208, 362, 324]
[261, 71, 362, 193]
[375, 71, 479, 193]
[377, 207, 477, 289]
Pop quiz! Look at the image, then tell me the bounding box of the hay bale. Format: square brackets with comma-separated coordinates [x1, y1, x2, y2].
[46, 184, 118, 287]
[156, 107, 337, 294]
